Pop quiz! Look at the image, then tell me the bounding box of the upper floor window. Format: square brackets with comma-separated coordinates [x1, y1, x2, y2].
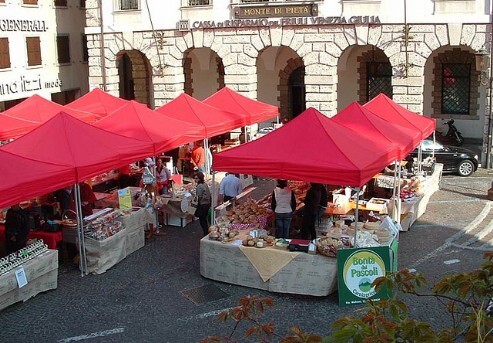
[186, 0, 211, 5]
[23, 0, 37, 4]
[81, 34, 88, 62]
[119, 0, 139, 10]
[57, 35, 70, 64]
[441, 63, 471, 115]
[26, 37, 41, 66]
[0, 0, 5, 4]
[0, 38, 10, 69]
[55, 0, 67, 6]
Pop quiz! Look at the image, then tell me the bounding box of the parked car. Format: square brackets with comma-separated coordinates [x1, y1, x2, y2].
[405, 139, 479, 177]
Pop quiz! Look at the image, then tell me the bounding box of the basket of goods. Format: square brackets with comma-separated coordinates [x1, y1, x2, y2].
[316, 236, 352, 258]
[226, 199, 272, 231]
[208, 225, 239, 242]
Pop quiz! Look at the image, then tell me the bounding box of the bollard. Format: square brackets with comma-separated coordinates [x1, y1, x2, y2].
[488, 182, 493, 201]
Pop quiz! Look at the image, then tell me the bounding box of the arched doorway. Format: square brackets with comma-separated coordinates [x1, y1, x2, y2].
[119, 53, 134, 100]
[183, 48, 224, 100]
[117, 50, 152, 106]
[288, 66, 306, 119]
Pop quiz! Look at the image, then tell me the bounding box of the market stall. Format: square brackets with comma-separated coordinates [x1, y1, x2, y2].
[203, 86, 279, 128]
[208, 107, 401, 296]
[0, 94, 100, 140]
[0, 112, 155, 275]
[66, 87, 129, 118]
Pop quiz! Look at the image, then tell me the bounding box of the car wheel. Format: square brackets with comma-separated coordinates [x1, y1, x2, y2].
[457, 160, 475, 177]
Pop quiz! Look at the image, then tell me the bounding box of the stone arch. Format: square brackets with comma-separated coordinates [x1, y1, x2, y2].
[183, 48, 224, 100]
[279, 57, 305, 121]
[358, 47, 392, 103]
[116, 50, 152, 106]
[429, 47, 480, 117]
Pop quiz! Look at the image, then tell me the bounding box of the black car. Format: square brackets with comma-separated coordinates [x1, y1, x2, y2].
[406, 140, 479, 177]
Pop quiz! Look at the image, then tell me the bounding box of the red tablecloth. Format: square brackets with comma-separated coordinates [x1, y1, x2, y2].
[0, 224, 63, 250]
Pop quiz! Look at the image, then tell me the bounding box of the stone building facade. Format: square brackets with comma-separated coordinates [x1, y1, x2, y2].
[84, 0, 492, 165]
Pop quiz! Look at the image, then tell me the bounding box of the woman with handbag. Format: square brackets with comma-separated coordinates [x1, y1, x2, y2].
[194, 171, 211, 236]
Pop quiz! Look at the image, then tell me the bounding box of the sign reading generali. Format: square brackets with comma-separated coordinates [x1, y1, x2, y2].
[234, 4, 318, 19]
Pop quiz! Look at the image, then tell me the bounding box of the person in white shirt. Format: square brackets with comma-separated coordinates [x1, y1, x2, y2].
[155, 157, 172, 194]
[219, 173, 243, 204]
[271, 179, 296, 239]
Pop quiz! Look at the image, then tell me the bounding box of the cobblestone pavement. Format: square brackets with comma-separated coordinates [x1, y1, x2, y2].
[0, 170, 492, 342]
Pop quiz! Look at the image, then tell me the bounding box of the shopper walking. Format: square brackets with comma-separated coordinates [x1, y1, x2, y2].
[301, 183, 322, 240]
[271, 179, 296, 239]
[219, 173, 243, 204]
[194, 172, 211, 236]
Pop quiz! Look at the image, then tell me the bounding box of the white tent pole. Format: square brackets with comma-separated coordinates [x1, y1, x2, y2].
[432, 131, 435, 159]
[211, 171, 216, 224]
[353, 187, 360, 248]
[74, 183, 87, 276]
[391, 160, 398, 221]
[151, 156, 161, 233]
[396, 162, 402, 224]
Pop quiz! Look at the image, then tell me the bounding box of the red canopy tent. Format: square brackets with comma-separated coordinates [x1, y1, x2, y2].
[212, 107, 398, 187]
[203, 87, 279, 126]
[1, 111, 154, 182]
[0, 150, 76, 208]
[95, 100, 204, 155]
[0, 115, 39, 141]
[364, 94, 436, 140]
[0, 95, 101, 140]
[66, 88, 128, 118]
[155, 93, 247, 138]
[332, 102, 422, 161]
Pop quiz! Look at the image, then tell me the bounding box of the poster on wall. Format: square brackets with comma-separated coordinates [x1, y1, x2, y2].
[337, 246, 392, 307]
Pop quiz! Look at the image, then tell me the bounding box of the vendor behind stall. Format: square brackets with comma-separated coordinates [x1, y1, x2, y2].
[4, 203, 30, 254]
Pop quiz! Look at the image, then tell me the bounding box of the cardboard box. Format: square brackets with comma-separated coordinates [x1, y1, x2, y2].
[366, 198, 389, 212]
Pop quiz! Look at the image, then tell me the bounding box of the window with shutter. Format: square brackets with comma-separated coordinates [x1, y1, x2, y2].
[0, 38, 10, 69]
[57, 35, 70, 64]
[26, 37, 41, 66]
[23, 0, 38, 5]
[55, 0, 67, 6]
[81, 34, 88, 62]
[80, 0, 86, 8]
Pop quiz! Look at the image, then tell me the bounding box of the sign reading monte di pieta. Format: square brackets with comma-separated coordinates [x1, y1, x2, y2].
[234, 4, 318, 19]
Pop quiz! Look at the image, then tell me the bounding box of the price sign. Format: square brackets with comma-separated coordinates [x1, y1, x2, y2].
[118, 187, 132, 210]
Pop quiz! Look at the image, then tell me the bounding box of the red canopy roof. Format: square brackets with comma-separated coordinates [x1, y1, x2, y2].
[95, 101, 204, 154]
[66, 88, 128, 117]
[0, 150, 76, 208]
[155, 93, 246, 138]
[1, 112, 154, 182]
[203, 87, 278, 125]
[212, 107, 398, 187]
[0, 115, 39, 140]
[0, 95, 100, 140]
[364, 94, 436, 140]
[332, 102, 422, 161]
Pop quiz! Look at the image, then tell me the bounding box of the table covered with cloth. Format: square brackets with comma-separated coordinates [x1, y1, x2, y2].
[200, 235, 338, 296]
[0, 225, 62, 250]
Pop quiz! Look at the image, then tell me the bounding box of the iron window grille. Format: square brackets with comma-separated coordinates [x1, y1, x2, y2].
[366, 62, 393, 101]
[441, 63, 471, 115]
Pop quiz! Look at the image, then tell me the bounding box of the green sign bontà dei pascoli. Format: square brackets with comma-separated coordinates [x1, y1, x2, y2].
[337, 246, 392, 306]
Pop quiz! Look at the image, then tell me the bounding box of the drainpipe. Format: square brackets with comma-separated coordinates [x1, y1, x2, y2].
[487, 2, 493, 169]
[98, 0, 107, 91]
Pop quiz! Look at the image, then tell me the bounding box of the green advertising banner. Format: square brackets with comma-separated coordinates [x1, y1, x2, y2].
[337, 246, 393, 306]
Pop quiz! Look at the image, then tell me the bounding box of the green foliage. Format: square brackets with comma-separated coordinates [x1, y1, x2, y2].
[203, 253, 493, 342]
